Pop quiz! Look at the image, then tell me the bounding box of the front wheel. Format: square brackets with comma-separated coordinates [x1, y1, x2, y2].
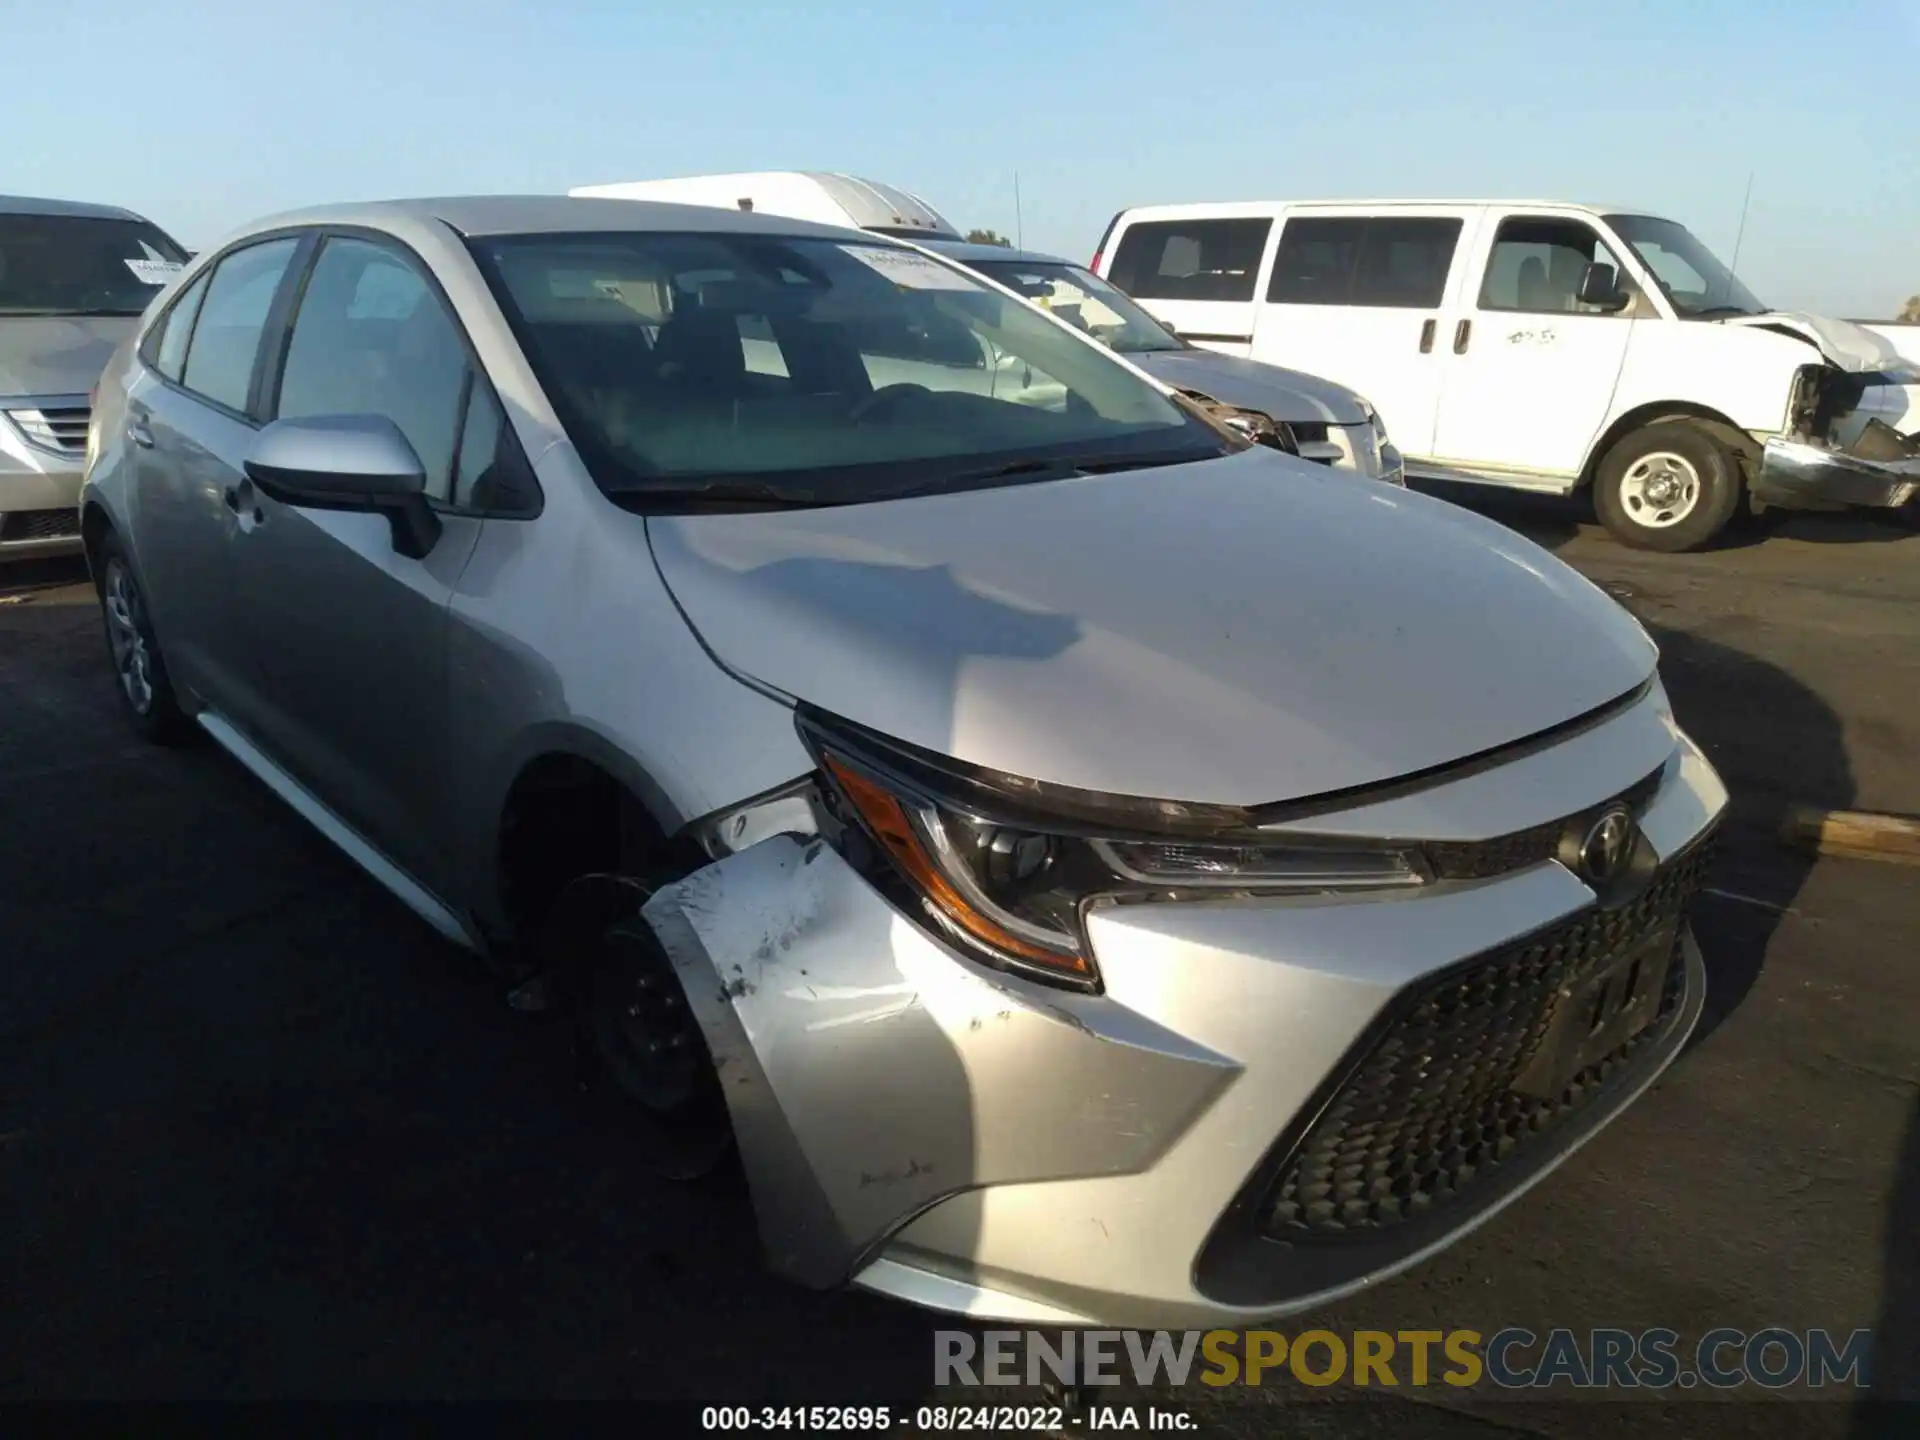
[1593, 423, 1742, 553]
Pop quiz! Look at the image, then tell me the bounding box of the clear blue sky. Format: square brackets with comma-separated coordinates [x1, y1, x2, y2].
[9, 0, 1917, 318]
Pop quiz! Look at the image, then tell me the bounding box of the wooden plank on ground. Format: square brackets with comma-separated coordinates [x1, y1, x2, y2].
[1779, 806, 1920, 867]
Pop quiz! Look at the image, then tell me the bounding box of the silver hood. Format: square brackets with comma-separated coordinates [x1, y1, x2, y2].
[0, 315, 138, 398]
[1126, 347, 1369, 426]
[647, 447, 1657, 807]
[1720, 311, 1920, 380]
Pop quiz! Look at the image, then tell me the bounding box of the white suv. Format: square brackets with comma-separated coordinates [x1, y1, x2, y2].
[1092, 200, 1920, 550]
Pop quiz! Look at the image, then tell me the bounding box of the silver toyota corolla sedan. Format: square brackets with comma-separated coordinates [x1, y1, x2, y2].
[81, 196, 1727, 1329]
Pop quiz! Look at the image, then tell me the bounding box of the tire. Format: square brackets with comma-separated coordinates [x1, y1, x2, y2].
[1593, 422, 1743, 553]
[542, 875, 734, 1180]
[93, 532, 195, 745]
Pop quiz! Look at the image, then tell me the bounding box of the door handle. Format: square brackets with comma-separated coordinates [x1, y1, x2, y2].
[1453, 319, 1472, 354]
[127, 418, 155, 448]
[1419, 319, 1436, 354]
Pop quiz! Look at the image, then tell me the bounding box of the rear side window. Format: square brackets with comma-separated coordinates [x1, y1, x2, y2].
[1108, 218, 1271, 302]
[1268, 217, 1462, 308]
[275, 237, 470, 501]
[181, 238, 300, 414]
[151, 273, 210, 382]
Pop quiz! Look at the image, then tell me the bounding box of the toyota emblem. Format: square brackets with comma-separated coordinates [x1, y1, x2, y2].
[1578, 806, 1636, 884]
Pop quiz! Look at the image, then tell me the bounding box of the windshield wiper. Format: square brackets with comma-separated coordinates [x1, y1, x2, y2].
[0, 307, 145, 318]
[1693, 305, 1761, 319]
[610, 476, 827, 509]
[880, 449, 1207, 500]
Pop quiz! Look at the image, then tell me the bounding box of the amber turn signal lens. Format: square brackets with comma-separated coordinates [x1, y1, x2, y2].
[822, 753, 1091, 976]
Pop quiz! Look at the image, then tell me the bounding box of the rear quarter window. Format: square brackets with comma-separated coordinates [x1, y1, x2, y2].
[1108, 218, 1272, 302]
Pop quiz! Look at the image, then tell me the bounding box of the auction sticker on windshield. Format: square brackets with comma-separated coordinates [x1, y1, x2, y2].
[843, 246, 975, 291]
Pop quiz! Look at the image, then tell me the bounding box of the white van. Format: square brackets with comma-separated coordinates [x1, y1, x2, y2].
[1091, 200, 1920, 550]
[571, 171, 963, 241]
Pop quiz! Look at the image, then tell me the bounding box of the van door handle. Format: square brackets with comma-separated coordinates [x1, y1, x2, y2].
[1419, 319, 1436, 354]
[1453, 319, 1472, 354]
[127, 418, 155, 448]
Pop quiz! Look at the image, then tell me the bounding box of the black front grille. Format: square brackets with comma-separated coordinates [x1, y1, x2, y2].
[1260, 833, 1714, 1241]
[0, 509, 82, 542]
[1425, 767, 1665, 881]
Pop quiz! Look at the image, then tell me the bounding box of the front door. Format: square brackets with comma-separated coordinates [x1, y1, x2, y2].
[231, 234, 485, 895]
[1248, 208, 1476, 457]
[1430, 212, 1640, 480]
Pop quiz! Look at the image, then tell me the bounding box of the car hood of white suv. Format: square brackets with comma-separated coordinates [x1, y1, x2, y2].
[646, 446, 1657, 807]
[1720, 311, 1920, 380]
[1125, 347, 1370, 426]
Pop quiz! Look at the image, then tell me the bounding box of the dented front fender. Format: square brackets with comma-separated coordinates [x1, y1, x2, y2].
[641, 834, 1238, 1289]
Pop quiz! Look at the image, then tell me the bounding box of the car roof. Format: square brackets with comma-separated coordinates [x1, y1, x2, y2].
[229, 194, 878, 243]
[918, 238, 1076, 268]
[1114, 199, 1634, 218]
[0, 193, 148, 221]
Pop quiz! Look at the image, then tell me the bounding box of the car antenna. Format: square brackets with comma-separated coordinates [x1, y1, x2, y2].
[1014, 170, 1024, 250]
[1726, 171, 1755, 305]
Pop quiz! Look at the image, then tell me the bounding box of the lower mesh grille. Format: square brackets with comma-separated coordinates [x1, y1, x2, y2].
[1261, 834, 1714, 1240]
[0, 509, 83, 542]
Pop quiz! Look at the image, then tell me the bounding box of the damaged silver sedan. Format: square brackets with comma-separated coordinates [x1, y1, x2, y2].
[81, 195, 1727, 1329]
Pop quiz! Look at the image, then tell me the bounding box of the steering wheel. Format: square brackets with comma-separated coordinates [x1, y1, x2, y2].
[849, 383, 932, 424]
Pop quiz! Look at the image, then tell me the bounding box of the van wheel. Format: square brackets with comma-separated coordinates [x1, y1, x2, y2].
[94, 533, 195, 745]
[1593, 423, 1742, 552]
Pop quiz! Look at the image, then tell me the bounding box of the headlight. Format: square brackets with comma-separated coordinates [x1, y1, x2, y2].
[801, 713, 1428, 989]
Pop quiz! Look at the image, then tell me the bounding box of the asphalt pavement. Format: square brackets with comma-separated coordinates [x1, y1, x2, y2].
[2, 494, 1916, 1437]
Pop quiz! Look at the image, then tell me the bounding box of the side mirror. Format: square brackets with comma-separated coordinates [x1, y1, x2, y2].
[1577, 262, 1630, 312]
[243, 414, 442, 559]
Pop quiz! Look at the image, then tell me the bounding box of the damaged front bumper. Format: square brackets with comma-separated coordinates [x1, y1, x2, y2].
[1754, 436, 1920, 511]
[641, 689, 1728, 1329]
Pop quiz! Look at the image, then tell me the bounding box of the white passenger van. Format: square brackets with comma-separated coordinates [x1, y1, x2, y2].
[1091, 201, 1920, 550]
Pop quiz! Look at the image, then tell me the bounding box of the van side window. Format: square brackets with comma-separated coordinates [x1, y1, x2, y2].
[1478, 218, 1629, 315]
[1268, 218, 1462, 308]
[1109, 219, 1271, 302]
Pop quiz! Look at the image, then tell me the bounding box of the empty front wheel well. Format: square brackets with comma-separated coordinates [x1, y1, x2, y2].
[1583, 404, 1757, 487]
[495, 754, 696, 942]
[80, 502, 115, 574]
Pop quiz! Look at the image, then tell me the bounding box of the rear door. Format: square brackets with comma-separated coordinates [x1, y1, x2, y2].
[232, 232, 494, 895]
[1248, 207, 1475, 458]
[1101, 213, 1274, 356]
[125, 236, 304, 711]
[1429, 210, 1640, 481]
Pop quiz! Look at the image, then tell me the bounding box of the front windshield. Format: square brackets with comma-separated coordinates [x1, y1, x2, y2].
[1603, 214, 1767, 318]
[967, 258, 1184, 355]
[0, 214, 189, 316]
[472, 232, 1226, 504]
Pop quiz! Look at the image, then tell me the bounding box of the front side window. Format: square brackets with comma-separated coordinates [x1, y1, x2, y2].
[1479, 218, 1632, 315]
[181, 238, 300, 414]
[1268, 217, 1462, 308]
[472, 232, 1227, 507]
[968, 259, 1182, 355]
[0, 213, 189, 317]
[275, 237, 471, 500]
[1602, 214, 1766, 318]
[1106, 219, 1272, 302]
